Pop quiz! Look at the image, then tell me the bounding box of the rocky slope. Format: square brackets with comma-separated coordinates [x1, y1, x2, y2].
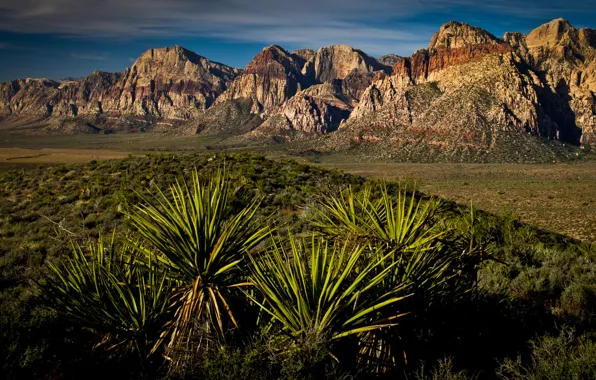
[249, 82, 354, 141]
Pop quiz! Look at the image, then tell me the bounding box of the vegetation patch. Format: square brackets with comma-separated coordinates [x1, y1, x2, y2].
[1, 153, 596, 379]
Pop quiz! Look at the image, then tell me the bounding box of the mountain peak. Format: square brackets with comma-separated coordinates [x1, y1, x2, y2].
[526, 18, 577, 48]
[377, 54, 401, 67]
[134, 45, 203, 65]
[245, 44, 301, 72]
[302, 44, 387, 83]
[262, 45, 288, 54]
[428, 21, 500, 50]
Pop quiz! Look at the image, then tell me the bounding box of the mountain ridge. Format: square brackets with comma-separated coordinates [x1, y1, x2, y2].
[1, 18, 594, 162]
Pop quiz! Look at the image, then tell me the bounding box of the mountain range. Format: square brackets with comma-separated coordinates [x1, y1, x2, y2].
[1, 18, 595, 162]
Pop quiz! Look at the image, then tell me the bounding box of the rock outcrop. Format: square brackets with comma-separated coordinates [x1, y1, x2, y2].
[0, 72, 123, 120]
[377, 54, 401, 68]
[517, 19, 596, 145]
[292, 49, 317, 62]
[391, 22, 512, 82]
[302, 45, 389, 83]
[251, 82, 353, 140]
[101, 45, 240, 120]
[215, 45, 310, 113]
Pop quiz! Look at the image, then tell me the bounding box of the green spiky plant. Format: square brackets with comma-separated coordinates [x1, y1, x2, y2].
[124, 169, 270, 360]
[310, 185, 483, 371]
[42, 235, 172, 371]
[248, 234, 411, 369]
[311, 185, 446, 252]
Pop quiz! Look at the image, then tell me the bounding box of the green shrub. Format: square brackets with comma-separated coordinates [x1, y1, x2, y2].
[498, 328, 596, 379]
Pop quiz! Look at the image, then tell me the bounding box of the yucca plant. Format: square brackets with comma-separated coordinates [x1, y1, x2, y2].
[310, 185, 484, 371]
[249, 235, 411, 365]
[311, 185, 446, 253]
[42, 235, 172, 366]
[125, 170, 270, 356]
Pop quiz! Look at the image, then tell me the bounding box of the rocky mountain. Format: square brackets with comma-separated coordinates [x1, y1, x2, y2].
[202, 44, 390, 138]
[301, 44, 389, 83]
[214, 45, 311, 114]
[102, 45, 240, 120]
[1, 18, 594, 162]
[377, 54, 401, 67]
[0, 45, 240, 132]
[516, 19, 596, 145]
[317, 19, 596, 162]
[249, 82, 354, 141]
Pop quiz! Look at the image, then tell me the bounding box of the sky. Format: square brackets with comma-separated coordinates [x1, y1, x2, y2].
[0, 0, 595, 81]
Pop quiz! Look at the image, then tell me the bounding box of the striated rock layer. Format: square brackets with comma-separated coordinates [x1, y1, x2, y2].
[102, 46, 240, 120]
[215, 45, 311, 114]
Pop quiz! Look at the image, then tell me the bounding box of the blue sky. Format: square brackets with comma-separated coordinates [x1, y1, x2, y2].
[0, 0, 595, 81]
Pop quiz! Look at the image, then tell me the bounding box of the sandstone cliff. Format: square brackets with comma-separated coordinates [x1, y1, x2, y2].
[250, 82, 353, 140]
[213, 44, 387, 138]
[215, 45, 310, 113]
[101, 45, 240, 120]
[0, 72, 122, 120]
[518, 19, 596, 145]
[302, 45, 389, 83]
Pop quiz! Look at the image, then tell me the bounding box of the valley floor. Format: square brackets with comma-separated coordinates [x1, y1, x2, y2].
[2, 131, 596, 242]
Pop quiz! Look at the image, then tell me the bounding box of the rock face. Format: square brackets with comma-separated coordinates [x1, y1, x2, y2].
[102, 46, 240, 120]
[0, 45, 240, 131]
[0, 72, 122, 120]
[215, 45, 310, 113]
[302, 45, 389, 83]
[251, 82, 353, 140]
[377, 54, 401, 68]
[292, 49, 317, 62]
[391, 22, 512, 82]
[519, 19, 596, 145]
[428, 21, 501, 50]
